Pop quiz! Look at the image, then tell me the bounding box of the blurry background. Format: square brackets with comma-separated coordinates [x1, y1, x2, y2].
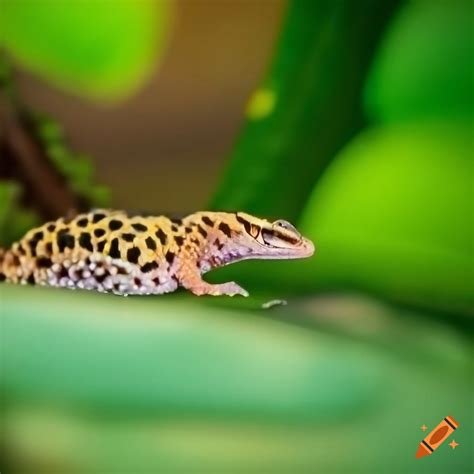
[1, 0, 473, 473]
[12, 0, 285, 211]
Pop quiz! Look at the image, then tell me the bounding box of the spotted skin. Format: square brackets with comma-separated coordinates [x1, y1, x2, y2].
[0, 210, 315, 296]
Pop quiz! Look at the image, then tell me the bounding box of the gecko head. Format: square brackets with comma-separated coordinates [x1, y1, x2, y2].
[231, 212, 315, 260]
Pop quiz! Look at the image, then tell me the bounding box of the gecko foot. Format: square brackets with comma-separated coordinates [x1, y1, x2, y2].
[189, 281, 249, 297]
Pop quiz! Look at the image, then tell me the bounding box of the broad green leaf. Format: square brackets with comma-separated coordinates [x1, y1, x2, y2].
[210, 0, 401, 220]
[0, 0, 172, 101]
[299, 122, 474, 314]
[2, 286, 381, 419]
[1, 286, 471, 473]
[365, 0, 474, 123]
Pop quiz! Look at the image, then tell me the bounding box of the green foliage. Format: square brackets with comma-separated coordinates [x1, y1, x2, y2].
[0, 0, 172, 101]
[0, 181, 40, 246]
[299, 122, 474, 314]
[210, 0, 401, 221]
[364, 0, 474, 123]
[2, 286, 472, 472]
[33, 114, 110, 207]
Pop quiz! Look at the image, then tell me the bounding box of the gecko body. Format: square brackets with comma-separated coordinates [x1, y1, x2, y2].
[0, 210, 314, 296]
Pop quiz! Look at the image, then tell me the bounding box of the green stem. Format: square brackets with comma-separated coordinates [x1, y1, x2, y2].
[210, 0, 403, 221]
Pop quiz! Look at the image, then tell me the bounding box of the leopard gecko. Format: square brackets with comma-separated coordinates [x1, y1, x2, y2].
[0, 210, 315, 296]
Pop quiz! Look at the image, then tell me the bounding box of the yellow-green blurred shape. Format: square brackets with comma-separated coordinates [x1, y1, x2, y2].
[300, 122, 473, 314]
[365, 0, 474, 123]
[0, 0, 172, 101]
[246, 88, 277, 120]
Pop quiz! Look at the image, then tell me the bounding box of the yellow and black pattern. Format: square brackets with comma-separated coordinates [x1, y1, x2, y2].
[0, 209, 314, 296]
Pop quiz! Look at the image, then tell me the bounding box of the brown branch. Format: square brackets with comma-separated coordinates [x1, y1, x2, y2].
[0, 93, 79, 220]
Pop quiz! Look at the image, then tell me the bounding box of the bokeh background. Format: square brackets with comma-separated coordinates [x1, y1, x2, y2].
[1, 0, 472, 473]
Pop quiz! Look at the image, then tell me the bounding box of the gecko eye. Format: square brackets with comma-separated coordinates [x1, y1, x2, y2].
[272, 220, 299, 234]
[261, 219, 302, 247]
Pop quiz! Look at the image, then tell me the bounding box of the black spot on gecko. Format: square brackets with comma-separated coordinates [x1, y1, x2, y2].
[218, 222, 232, 238]
[152, 277, 160, 285]
[214, 238, 224, 251]
[27, 274, 35, 285]
[236, 214, 252, 234]
[127, 247, 140, 263]
[79, 232, 93, 252]
[117, 266, 128, 275]
[202, 216, 214, 227]
[141, 261, 158, 273]
[92, 213, 106, 223]
[109, 219, 123, 231]
[175, 236, 184, 246]
[97, 240, 106, 252]
[170, 217, 182, 225]
[28, 231, 44, 257]
[94, 228, 106, 238]
[132, 223, 147, 232]
[18, 244, 26, 255]
[47, 224, 56, 232]
[155, 228, 167, 245]
[109, 238, 121, 259]
[197, 225, 207, 238]
[28, 240, 38, 257]
[185, 226, 192, 234]
[165, 251, 175, 265]
[171, 225, 179, 232]
[77, 217, 88, 227]
[122, 233, 135, 242]
[96, 272, 108, 284]
[45, 242, 53, 254]
[58, 266, 68, 279]
[33, 231, 44, 241]
[37, 257, 52, 268]
[145, 236, 157, 250]
[57, 230, 75, 252]
[134, 277, 142, 286]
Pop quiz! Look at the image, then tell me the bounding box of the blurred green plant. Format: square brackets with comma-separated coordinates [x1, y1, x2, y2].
[209, 0, 473, 317]
[0, 0, 172, 101]
[1, 286, 472, 473]
[0, 181, 40, 245]
[364, 0, 474, 123]
[0, 62, 111, 245]
[210, 0, 402, 221]
[299, 122, 473, 315]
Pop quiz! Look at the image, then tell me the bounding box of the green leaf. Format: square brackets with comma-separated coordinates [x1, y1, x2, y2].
[365, 0, 474, 123]
[1, 286, 472, 473]
[0, 0, 172, 101]
[2, 286, 380, 420]
[299, 122, 474, 314]
[210, 0, 401, 221]
[0, 181, 40, 246]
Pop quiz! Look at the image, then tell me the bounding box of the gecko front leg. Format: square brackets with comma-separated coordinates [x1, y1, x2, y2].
[177, 264, 248, 297]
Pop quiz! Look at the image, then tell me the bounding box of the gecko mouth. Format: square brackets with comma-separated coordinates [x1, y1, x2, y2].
[254, 235, 315, 259]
